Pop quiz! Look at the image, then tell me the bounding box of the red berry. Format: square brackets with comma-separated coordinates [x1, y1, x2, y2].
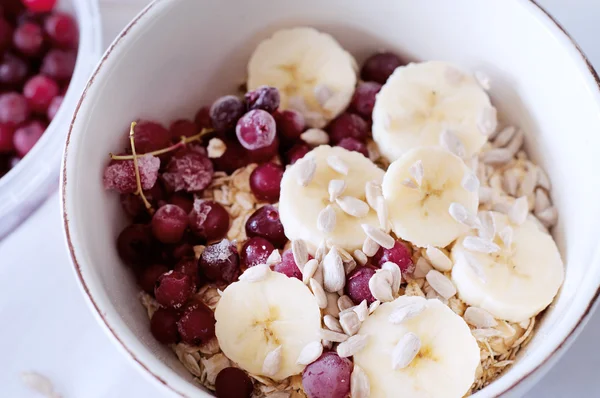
[245, 86, 280, 113]
[249, 162, 283, 203]
[170, 243, 195, 263]
[345, 266, 376, 305]
[274, 109, 305, 142]
[133, 120, 170, 154]
[360, 52, 404, 84]
[245, 205, 286, 248]
[350, 81, 382, 119]
[150, 308, 180, 344]
[174, 257, 200, 286]
[372, 240, 414, 274]
[302, 351, 352, 398]
[189, 199, 230, 241]
[211, 138, 250, 175]
[13, 120, 45, 157]
[0, 123, 15, 153]
[13, 22, 44, 57]
[168, 192, 194, 214]
[194, 106, 212, 129]
[137, 264, 169, 294]
[23, 75, 59, 113]
[215, 367, 253, 398]
[103, 154, 160, 194]
[151, 204, 188, 244]
[41, 49, 76, 80]
[22, 0, 57, 13]
[246, 136, 279, 163]
[177, 301, 216, 345]
[0, 53, 28, 85]
[210, 95, 245, 130]
[236, 109, 276, 150]
[0, 92, 29, 125]
[284, 143, 310, 165]
[154, 270, 195, 308]
[47, 95, 63, 120]
[273, 250, 303, 280]
[240, 237, 275, 268]
[117, 224, 154, 266]
[327, 113, 369, 144]
[199, 239, 240, 283]
[44, 12, 78, 48]
[162, 149, 214, 192]
[169, 119, 197, 140]
[0, 18, 13, 53]
[336, 137, 368, 157]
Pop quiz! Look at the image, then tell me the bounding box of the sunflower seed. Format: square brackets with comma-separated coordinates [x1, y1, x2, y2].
[409, 160, 424, 186]
[474, 70, 491, 90]
[365, 180, 383, 209]
[509, 196, 529, 225]
[362, 237, 380, 257]
[392, 332, 421, 370]
[207, 138, 227, 158]
[310, 278, 328, 309]
[351, 364, 371, 398]
[328, 179, 347, 202]
[477, 211, 496, 240]
[338, 295, 355, 312]
[369, 300, 381, 314]
[340, 310, 361, 336]
[317, 205, 337, 233]
[479, 186, 494, 204]
[369, 270, 394, 302]
[537, 167, 551, 191]
[388, 300, 426, 324]
[499, 226, 513, 248]
[482, 148, 513, 165]
[266, 249, 281, 266]
[288, 95, 308, 112]
[324, 314, 343, 333]
[361, 224, 395, 249]
[239, 264, 270, 282]
[313, 258, 325, 285]
[534, 188, 551, 214]
[440, 129, 466, 158]
[472, 328, 503, 340]
[449, 202, 478, 228]
[301, 128, 330, 145]
[426, 270, 457, 299]
[323, 292, 339, 318]
[425, 246, 453, 272]
[506, 129, 524, 155]
[463, 236, 500, 253]
[413, 257, 433, 279]
[536, 206, 558, 227]
[503, 170, 519, 197]
[323, 248, 345, 292]
[337, 196, 370, 217]
[382, 261, 402, 295]
[477, 106, 498, 136]
[461, 172, 480, 193]
[461, 251, 487, 283]
[464, 307, 498, 328]
[492, 126, 516, 148]
[320, 328, 349, 343]
[262, 346, 282, 377]
[297, 341, 323, 365]
[302, 259, 320, 284]
[401, 178, 419, 189]
[344, 259, 357, 275]
[327, 155, 349, 175]
[315, 240, 327, 263]
[305, 112, 328, 129]
[376, 196, 389, 230]
[353, 249, 368, 265]
[519, 166, 538, 197]
[292, 239, 309, 269]
[337, 334, 369, 358]
[354, 300, 369, 321]
[296, 157, 317, 186]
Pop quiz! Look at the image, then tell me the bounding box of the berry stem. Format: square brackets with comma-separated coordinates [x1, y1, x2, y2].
[128, 122, 153, 214]
[110, 128, 214, 160]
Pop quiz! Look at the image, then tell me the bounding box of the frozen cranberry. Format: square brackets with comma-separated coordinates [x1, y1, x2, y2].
[274, 109, 305, 142]
[169, 119, 197, 140]
[174, 257, 200, 286]
[22, 0, 57, 13]
[350, 81, 382, 119]
[345, 267, 376, 305]
[168, 192, 193, 214]
[0, 53, 28, 85]
[236, 109, 276, 150]
[215, 367, 253, 398]
[155, 270, 195, 308]
[241, 237, 275, 268]
[23, 75, 59, 113]
[177, 301, 216, 345]
[327, 113, 369, 144]
[151, 204, 188, 244]
[210, 95, 245, 130]
[103, 154, 160, 194]
[194, 106, 212, 129]
[171, 243, 195, 262]
[273, 250, 303, 280]
[2, 1, 26, 23]
[284, 143, 310, 165]
[137, 264, 168, 294]
[245, 205, 286, 248]
[0, 92, 29, 125]
[150, 308, 180, 344]
[0, 123, 15, 153]
[0, 19, 13, 53]
[337, 137, 368, 157]
[44, 12, 78, 48]
[162, 149, 214, 192]
[249, 162, 283, 203]
[132, 120, 170, 154]
[117, 224, 154, 266]
[13, 22, 44, 57]
[360, 51, 404, 84]
[199, 239, 240, 283]
[13, 120, 45, 157]
[211, 138, 250, 174]
[46, 95, 63, 120]
[302, 351, 352, 398]
[189, 199, 230, 241]
[372, 240, 414, 274]
[247, 136, 279, 164]
[41, 49, 76, 80]
[245, 86, 280, 113]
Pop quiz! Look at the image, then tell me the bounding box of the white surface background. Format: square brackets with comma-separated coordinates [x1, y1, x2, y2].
[0, 0, 598, 397]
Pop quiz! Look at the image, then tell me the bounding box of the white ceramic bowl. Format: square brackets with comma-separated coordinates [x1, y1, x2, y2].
[0, 0, 102, 239]
[61, 0, 600, 397]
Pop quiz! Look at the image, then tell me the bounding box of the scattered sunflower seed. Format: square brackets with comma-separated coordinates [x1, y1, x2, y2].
[388, 300, 426, 324]
[351, 364, 371, 398]
[317, 205, 337, 233]
[365, 180, 383, 209]
[239, 264, 270, 282]
[382, 261, 402, 295]
[327, 155, 349, 175]
[449, 202, 479, 228]
[392, 332, 421, 370]
[315, 240, 327, 263]
[302, 259, 319, 284]
[338, 295, 355, 312]
[534, 188, 551, 214]
[425, 246, 453, 272]
[413, 257, 433, 279]
[409, 160, 424, 186]
[463, 236, 500, 254]
[296, 157, 317, 186]
[353, 249, 368, 266]
[328, 179, 347, 202]
[499, 226, 513, 249]
[262, 346, 282, 377]
[479, 186, 494, 204]
[482, 148, 513, 165]
[362, 237, 380, 257]
[462, 251, 487, 283]
[323, 248, 346, 292]
[401, 178, 419, 189]
[462, 172, 480, 193]
[320, 328, 349, 343]
[310, 278, 328, 309]
[324, 314, 343, 333]
[207, 138, 227, 158]
[519, 166, 538, 197]
[339, 310, 361, 336]
[426, 270, 457, 299]
[354, 300, 369, 322]
[508, 196, 529, 225]
[477, 211, 496, 240]
[369, 300, 381, 314]
[369, 270, 394, 302]
[536, 206, 558, 228]
[296, 341, 324, 365]
[375, 196, 389, 230]
[361, 224, 395, 249]
[337, 334, 369, 358]
[464, 307, 498, 328]
[301, 128, 330, 145]
[537, 167, 552, 191]
[492, 126, 516, 148]
[337, 196, 370, 218]
[506, 129, 524, 155]
[440, 129, 466, 158]
[292, 239, 309, 270]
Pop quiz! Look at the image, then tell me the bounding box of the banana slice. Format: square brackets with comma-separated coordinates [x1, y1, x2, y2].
[279, 145, 384, 251]
[247, 27, 358, 128]
[451, 212, 564, 322]
[382, 147, 478, 248]
[372, 61, 496, 161]
[354, 296, 480, 398]
[215, 270, 321, 380]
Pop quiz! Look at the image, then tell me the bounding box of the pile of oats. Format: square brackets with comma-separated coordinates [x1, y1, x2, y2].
[139, 122, 557, 397]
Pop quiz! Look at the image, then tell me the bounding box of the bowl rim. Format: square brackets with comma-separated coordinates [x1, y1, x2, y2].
[60, 0, 600, 396]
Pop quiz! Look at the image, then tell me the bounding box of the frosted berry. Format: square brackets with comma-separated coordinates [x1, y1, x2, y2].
[177, 301, 216, 345]
[350, 81, 382, 119]
[273, 250, 302, 280]
[150, 308, 180, 344]
[174, 257, 200, 287]
[345, 266, 376, 305]
[0, 18, 12, 53]
[23, 75, 59, 113]
[103, 154, 160, 194]
[44, 12, 78, 48]
[360, 51, 404, 84]
[137, 264, 169, 294]
[215, 367, 253, 398]
[169, 119, 197, 140]
[236, 109, 276, 150]
[199, 239, 240, 283]
[302, 351, 352, 398]
[189, 199, 230, 241]
[0, 123, 15, 153]
[210, 95, 245, 130]
[133, 120, 171, 154]
[245, 86, 280, 113]
[194, 106, 212, 129]
[336, 137, 368, 157]
[240, 237, 275, 268]
[13, 120, 45, 157]
[13, 22, 44, 57]
[246, 136, 279, 163]
[372, 240, 414, 274]
[274, 109, 305, 142]
[0, 53, 28, 85]
[327, 113, 369, 144]
[211, 138, 250, 175]
[161, 149, 213, 192]
[154, 270, 195, 308]
[0, 92, 29, 125]
[249, 162, 283, 203]
[245, 205, 286, 248]
[22, 0, 57, 13]
[284, 143, 310, 165]
[151, 204, 188, 244]
[41, 49, 76, 80]
[116, 224, 154, 266]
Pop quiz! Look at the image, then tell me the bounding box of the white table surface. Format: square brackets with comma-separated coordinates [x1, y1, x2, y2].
[1, 1, 599, 397]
